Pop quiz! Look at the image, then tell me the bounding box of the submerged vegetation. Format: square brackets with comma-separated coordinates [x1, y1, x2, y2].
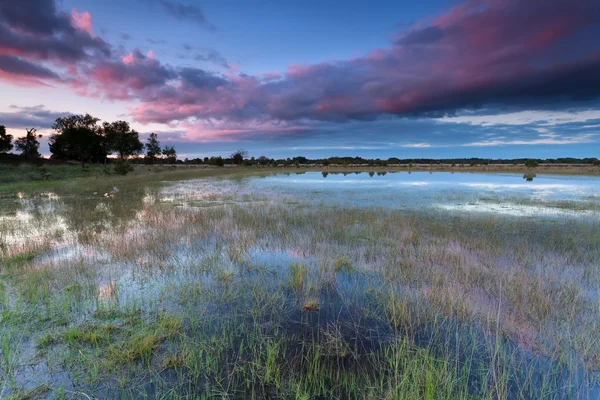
[1, 171, 600, 398]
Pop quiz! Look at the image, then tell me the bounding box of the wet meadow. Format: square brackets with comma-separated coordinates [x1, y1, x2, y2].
[1, 170, 600, 399]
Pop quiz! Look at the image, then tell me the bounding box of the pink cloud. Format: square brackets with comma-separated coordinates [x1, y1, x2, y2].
[122, 52, 135, 65]
[0, 70, 56, 88]
[71, 9, 93, 36]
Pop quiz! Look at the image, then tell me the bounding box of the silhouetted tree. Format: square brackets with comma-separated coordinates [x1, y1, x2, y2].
[145, 132, 161, 164]
[0, 125, 13, 153]
[51, 114, 103, 169]
[257, 156, 270, 165]
[15, 128, 42, 160]
[15, 128, 40, 159]
[231, 149, 248, 165]
[103, 121, 143, 160]
[162, 145, 177, 164]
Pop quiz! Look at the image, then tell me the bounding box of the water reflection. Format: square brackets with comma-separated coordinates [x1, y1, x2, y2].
[60, 185, 148, 243]
[203, 171, 600, 217]
[0, 185, 151, 256]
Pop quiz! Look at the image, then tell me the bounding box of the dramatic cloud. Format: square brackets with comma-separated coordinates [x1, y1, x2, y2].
[1, 0, 599, 150]
[0, 0, 110, 84]
[124, 0, 600, 125]
[73, 49, 174, 99]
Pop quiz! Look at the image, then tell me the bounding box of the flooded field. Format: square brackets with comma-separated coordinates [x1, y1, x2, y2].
[1, 171, 600, 398]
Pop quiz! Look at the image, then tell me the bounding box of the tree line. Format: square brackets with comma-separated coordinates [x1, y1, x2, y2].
[0, 114, 177, 171]
[183, 154, 600, 167]
[2, 123, 599, 168]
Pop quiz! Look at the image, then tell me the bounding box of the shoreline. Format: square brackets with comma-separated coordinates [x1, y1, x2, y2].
[1, 162, 599, 194]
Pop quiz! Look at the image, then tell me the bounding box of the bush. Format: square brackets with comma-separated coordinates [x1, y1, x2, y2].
[113, 162, 134, 175]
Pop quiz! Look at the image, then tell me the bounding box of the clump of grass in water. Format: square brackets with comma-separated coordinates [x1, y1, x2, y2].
[302, 299, 319, 312]
[107, 331, 162, 365]
[333, 256, 355, 273]
[287, 263, 306, 292]
[215, 269, 234, 284]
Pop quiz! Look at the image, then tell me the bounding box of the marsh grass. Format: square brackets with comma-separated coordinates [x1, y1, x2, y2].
[0, 173, 599, 398]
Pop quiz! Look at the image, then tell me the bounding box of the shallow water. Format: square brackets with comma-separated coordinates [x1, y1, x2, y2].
[165, 171, 600, 217]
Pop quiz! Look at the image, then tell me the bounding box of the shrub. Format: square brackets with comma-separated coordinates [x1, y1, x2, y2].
[113, 162, 134, 175]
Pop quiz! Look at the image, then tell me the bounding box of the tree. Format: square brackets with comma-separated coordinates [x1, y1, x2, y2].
[257, 156, 270, 165]
[213, 156, 224, 167]
[0, 125, 13, 153]
[163, 145, 177, 164]
[50, 114, 103, 169]
[231, 149, 248, 165]
[14, 128, 42, 160]
[145, 132, 162, 164]
[103, 121, 143, 160]
[525, 159, 539, 168]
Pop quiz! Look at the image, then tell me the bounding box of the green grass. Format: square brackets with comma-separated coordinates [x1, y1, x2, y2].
[0, 251, 36, 271]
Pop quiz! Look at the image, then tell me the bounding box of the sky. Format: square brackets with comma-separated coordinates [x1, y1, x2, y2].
[0, 0, 599, 160]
